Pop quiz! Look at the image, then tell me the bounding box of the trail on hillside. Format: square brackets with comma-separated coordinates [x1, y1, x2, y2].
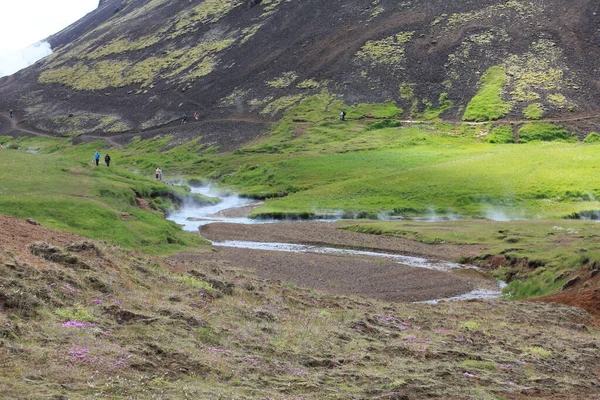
[2, 105, 600, 152]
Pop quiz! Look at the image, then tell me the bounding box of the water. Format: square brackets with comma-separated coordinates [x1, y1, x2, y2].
[167, 185, 263, 231]
[212, 240, 464, 272]
[168, 185, 506, 302]
[418, 281, 507, 304]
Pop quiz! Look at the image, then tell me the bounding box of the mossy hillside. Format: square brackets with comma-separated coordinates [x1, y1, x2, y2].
[0, 141, 211, 254]
[355, 31, 414, 69]
[38, 36, 236, 90]
[340, 219, 600, 299]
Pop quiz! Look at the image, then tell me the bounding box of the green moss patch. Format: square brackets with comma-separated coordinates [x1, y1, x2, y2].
[463, 66, 512, 121]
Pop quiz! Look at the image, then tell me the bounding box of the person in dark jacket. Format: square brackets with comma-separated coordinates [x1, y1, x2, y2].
[105, 154, 111, 167]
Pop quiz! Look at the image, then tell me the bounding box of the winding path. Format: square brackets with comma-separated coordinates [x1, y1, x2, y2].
[2, 106, 600, 151]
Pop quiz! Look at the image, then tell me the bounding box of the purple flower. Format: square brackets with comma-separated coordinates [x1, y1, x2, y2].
[61, 320, 94, 328]
[62, 284, 79, 295]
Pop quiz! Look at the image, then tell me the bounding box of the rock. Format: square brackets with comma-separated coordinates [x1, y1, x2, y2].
[25, 218, 40, 226]
[570, 324, 589, 332]
[561, 276, 580, 291]
[66, 241, 102, 256]
[590, 269, 599, 278]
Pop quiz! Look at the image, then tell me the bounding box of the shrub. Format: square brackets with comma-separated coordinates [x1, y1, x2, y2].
[584, 132, 600, 143]
[518, 123, 574, 142]
[486, 125, 515, 143]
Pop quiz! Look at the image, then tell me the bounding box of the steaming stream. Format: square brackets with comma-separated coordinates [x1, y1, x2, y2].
[167, 186, 506, 303]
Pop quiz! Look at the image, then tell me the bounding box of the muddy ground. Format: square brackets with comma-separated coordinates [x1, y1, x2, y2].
[194, 222, 492, 302]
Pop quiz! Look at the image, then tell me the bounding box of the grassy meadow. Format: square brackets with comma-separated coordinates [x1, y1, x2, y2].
[0, 138, 211, 254]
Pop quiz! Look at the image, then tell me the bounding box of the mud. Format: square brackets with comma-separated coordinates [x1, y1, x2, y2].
[193, 222, 498, 302]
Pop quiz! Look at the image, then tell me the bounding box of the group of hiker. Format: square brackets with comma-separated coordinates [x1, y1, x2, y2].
[93, 151, 164, 182]
[181, 112, 199, 124]
[93, 152, 111, 167]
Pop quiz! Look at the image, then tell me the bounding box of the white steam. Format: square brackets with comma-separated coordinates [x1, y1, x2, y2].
[0, 42, 52, 78]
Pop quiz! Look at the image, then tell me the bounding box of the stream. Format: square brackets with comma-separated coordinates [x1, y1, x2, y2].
[167, 186, 506, 303]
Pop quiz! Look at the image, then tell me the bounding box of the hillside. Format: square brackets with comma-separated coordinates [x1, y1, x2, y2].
[1, 0, 600, 148]
[1, 214, 599, 399]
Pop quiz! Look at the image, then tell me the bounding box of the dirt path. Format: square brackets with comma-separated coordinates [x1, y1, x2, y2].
[0, 112, 55, 138]
[192, 221, 492, 302]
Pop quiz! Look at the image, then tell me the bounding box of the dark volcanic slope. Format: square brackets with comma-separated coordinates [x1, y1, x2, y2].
[1, 0, 599, 145]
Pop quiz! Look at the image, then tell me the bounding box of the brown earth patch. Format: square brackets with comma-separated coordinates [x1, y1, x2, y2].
[193, 222, 495, 302]
[530, 288, 600, 321]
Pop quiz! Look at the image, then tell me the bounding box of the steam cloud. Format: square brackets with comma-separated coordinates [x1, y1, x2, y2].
[0, 42, 52, 78]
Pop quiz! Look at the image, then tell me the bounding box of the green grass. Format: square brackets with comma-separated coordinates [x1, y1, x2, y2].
[463, 66, 512, 121]
[523, 103, 544, 120]
[486, 125, 514, 143]
[0, 142, 210, 254]
[420, 93, 453, 120]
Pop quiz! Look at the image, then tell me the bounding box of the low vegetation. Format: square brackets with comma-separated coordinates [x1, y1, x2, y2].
[463, 66, 512, 121]
[0, 216, 597, 399]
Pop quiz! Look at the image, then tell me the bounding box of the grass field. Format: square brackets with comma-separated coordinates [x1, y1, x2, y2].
[0, 140, 211, 254]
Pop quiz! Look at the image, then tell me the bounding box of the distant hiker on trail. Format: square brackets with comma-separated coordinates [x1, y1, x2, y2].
[193, 112, 199, 121]
[155, 167, 162, 182]
[105, 154, 111, 167]
[9, 110, 13, 118]
[94, 152, 101, 166]
[340, 110, 346, 121]
[181, 114, 188, 124]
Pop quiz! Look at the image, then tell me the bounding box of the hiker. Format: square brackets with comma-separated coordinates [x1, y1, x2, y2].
[155, 167, 162, 182]
[193, 111, 199, 121]
[105, 154, 111, 167]
[9, 110, 13, 118]
[94, 152, 101, 166]
[181, 114, 188, 124]
[340, 110, 346, 121]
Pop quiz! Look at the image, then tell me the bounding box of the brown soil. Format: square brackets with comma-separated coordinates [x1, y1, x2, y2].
[531, 288, 600, 320]
[0, 215, 83, 266]
[194, 222, 493, 302]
